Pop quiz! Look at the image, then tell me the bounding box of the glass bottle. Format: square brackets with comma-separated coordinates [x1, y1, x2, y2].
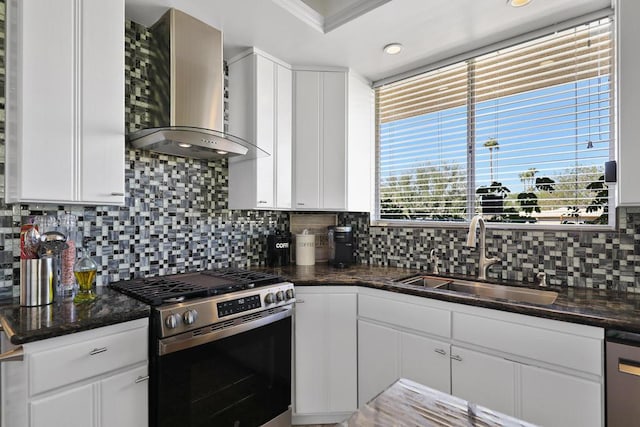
[73, 249, 98, 303]
[58, 212, 78, 294]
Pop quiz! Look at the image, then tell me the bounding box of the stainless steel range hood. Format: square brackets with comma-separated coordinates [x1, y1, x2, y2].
[128, 9, 266, 160]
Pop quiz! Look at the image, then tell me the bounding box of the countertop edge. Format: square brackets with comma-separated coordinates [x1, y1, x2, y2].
[7, 307, 150, 346]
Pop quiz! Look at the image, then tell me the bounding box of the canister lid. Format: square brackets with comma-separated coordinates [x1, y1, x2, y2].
[334, 226, 352, 232]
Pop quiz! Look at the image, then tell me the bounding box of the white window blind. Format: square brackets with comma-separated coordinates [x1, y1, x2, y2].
[376, 18, 613, 226]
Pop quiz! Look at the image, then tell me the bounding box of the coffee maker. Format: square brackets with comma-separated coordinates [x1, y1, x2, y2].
[328, 226, 355, 268]
[266, 232, 291, 267]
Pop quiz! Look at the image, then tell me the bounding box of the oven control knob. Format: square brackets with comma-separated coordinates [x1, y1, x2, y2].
[165, 313, 180, 329]
[286, 289, 295, 300]
[276, 291, 285, 302]
[265, 293, 276, 304]
[183, 309, 198, 325]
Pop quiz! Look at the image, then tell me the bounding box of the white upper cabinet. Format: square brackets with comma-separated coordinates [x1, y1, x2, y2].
[6, 0, 125, 205]
[617, 0, 640, 205]
[293, 68, 373, 212]
[228, 48, 292, 210]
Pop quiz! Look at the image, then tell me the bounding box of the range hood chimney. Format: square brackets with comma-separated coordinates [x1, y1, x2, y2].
[128, 9, 266, 160]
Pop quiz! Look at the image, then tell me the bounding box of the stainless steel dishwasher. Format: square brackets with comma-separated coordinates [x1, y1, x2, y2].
[606, 329, 640, 426]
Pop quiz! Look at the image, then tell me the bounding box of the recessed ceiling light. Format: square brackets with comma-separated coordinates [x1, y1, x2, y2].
[508, 0, 532, 7]
[178, 143, 192, 148]
[383, 43, 403, 55]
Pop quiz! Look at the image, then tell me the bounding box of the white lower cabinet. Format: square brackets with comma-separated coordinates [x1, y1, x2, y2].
[450, 346, 516, 416]
[354, 288, 604, 427]
[31, 383, 93, 427]
[400, 329, 451, 394]
[357, 320, 399, 406]
[101, 364, 149, 427]
[1, 318, 148, 427]
[293, 286, 604, 426]
[520, 365, 602, 427]
[358, 319, 450, 406]
[293, 287, 357, 424]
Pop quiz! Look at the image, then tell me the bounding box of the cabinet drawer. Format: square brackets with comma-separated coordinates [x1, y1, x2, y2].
[452, 312, 602, 375]
[30, 326, 148, 395]
[358, 294, 450, 338]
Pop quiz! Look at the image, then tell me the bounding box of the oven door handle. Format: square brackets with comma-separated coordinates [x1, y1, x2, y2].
[158, 305, 293, 356]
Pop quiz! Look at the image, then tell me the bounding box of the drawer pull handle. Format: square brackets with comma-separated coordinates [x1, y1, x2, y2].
[451, 354, 463, 362]
[258, 200, 268, 204]
[135, 375, 150, 384]
[110, 192, 125, 196]
[434, 348, 447, 356]
[297, 202, 305, 206]
[296, 299, 305, 304]
[89, 347, 108, 356]
[0, 346, 23, 362]
[619, 359, 640, 377]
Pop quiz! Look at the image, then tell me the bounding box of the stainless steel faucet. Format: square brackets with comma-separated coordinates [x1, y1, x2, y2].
[465, 215, 500, 280]
[429, 249, 440, 275]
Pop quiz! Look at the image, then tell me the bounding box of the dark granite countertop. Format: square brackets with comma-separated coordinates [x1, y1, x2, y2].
[341, 378, 536, 427]
[254, 263, 640, 333]
[0, 287, 150, 345]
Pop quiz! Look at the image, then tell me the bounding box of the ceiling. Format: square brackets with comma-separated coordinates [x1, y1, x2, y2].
[124, 0, 612, 83]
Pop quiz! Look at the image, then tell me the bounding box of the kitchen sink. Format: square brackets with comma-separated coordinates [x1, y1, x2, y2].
[398, 275, 454, 288]
[397, 275, 559, 305]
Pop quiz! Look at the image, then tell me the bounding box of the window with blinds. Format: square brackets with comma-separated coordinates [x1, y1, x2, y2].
[376, 17, 613, 226]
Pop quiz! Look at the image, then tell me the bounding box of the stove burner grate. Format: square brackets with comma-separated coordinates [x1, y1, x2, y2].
[109, 268, 285, 306]
[110, 277, 210, 306]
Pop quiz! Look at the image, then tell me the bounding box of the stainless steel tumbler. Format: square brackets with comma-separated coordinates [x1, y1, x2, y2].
[20, 258, 56, 306]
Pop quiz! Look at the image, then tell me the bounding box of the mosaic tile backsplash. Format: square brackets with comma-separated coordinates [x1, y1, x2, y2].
[347, 209, 640, 291]
[2, 10, 640, 298]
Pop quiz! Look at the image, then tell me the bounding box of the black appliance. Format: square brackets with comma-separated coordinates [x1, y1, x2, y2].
[110, 268, 295, 427]
[328, 226, 355, 268]
[266, 232, 291, 267]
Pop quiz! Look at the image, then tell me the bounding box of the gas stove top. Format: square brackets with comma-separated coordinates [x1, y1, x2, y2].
[109, 268, 285, 306]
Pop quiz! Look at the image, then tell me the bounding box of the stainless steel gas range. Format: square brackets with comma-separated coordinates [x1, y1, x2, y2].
[110, 268, 295, 427]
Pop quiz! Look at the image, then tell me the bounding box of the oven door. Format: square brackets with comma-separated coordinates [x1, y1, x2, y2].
[152, 306, 292, 427]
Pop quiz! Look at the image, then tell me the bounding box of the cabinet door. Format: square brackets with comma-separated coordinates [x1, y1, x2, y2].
[400, 332, 450, 394]
[521, 365, 601, 427]
[18, 0, 75, 202]
[295, 291, 357, 414]
[80, 0, 125, 204]
[293, 71, 321, 209]
[618, 0, 640, 205]
[321, 72, 347, 210]
[30, 383, 94, 427]
[451, 346, 516, 417]
[255, 55, 276, 208]
[358, 320, 400, 406]
[276, 64, 293, 209]
[101, 364, 149, 427]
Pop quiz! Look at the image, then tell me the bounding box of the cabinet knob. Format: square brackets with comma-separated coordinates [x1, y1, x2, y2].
[110, 192, 125, 196]
[135, 375, 150, 384]
[89, 347, 108, 356]
[450, 354, 463, 362]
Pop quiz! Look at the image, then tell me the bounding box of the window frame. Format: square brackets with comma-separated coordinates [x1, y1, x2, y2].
[372, 10, 616, 231]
